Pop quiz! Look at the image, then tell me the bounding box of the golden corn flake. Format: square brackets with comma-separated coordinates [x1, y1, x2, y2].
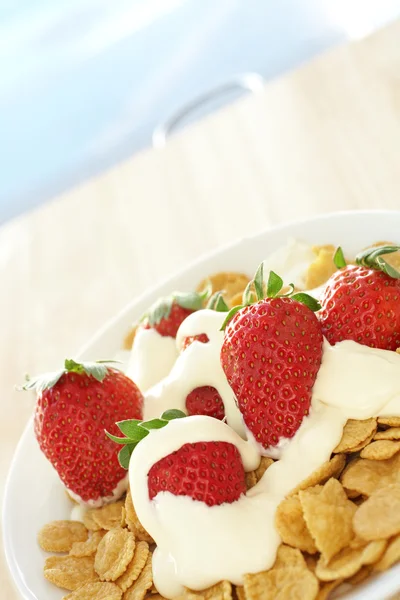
[122, 553, 153, 600]
[315, 579, 343, 600]
[84, 510, 102, 532]
[378, 417, 400, 427]
[95, 528, 135, 582]
[185, 581, 232, 600]
[62, 581, 123, 599]
[305, 245, 336, 290]
[196, 272, 249, 307]
[245, 471, 257, 491]
[116, 541, 149, 592]
[92, 501, 125, 530]
[70, 531, 106, 557]
[333, 419, 377, 454]
[38, 520, 88, 553]
[341, 452, 400, 497]
[125, 490, 154, 544]
[360, 440, 400, 460]
[315, 540, 386, 581]
[275, 496, 317, 554]
[44, 555, 98, 591]
[235, 587, 245, 600]
[353, 484, 400, 541]
[374, 534, 400, 571]
[374, 427, 400, 440]
[244, 566, 318, 600]
[273, 544, 307, 570]
[299, 478, 356, 562]
[290, 454, 346, 495]
[346, 565, 372, 585]
[254, 457, 274, 482]
[150, 595, 168, 600]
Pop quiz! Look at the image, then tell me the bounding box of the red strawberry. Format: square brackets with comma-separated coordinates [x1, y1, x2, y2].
[319, 265, 400, 351]
[147, 441, 246, 506]
[182, 332, 224, 420]
[221, 297, 323, 450]
[140, 290, 209, 338]
[24, 359, 143, 504]
[185, 386, 225, 420]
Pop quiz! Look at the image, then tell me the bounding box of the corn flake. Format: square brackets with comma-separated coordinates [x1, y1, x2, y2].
[360, 440, 400, 461]
[235, 587, 245, 600]
[340, 452, 400, 497]
[185, 581, 232, 600]
[305, 245, 336, 290]
[290, 454, 346, 495]
[378, 417, 400, 427]
[254, 457, 274, 482]
[123, 326, 137, 351]
[273, 544, 307, 570]
[299, 478, 356, 562]
[70, 531, 106, 558]
[245, 471, 257, 490]
[374, 534, 400, 571]
[333, 419, 377, 454]
[353, 484, 400, 541]
[62, 581, 123, 599]
[92, 501, 125, 530]
[374, 427, 400, 440]
[315, 540, 387, 581]
[196, 272, 249, 307]
[315, 579, 343, 600]
[244, 566, 318, 600]
[275, 496, 317, 554]
[347, 566, 372, 585]
[95, 528, 135, 582]
[116, 541, 149, 592]
[122, 553, 153, 600]
[44, 555, 98, 591]
[84, 511, 102, 532]
[38, 520, 88, 553]
[125, 490, 154, 544]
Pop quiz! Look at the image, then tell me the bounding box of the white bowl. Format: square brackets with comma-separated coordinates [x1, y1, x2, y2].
[4, 210, 400, 600]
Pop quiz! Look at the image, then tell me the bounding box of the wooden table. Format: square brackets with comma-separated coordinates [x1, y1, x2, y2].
[1, 20, 400, 599]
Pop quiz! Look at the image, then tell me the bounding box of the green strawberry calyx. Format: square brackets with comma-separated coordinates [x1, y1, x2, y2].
[141, 284, 212, 327]
[334, 245, 400, 279]
[105, 409, 186, 469]
[220, 262, 321, 330]
[356, 245, 400, 279]
[21, 359, 119, 393]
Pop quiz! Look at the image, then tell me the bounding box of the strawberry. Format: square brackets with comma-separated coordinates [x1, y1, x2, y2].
[220, 266, 323, 450]
[24, 359, 143, 505]
[185, 386, 225, 420]
[181, 333, 209, 350]
[147, 440, 246, 506]
[140, 290, 210, 338]
[318, 246, 400, 351]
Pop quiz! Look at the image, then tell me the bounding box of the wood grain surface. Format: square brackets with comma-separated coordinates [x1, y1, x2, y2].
[1, 19, 400, 599]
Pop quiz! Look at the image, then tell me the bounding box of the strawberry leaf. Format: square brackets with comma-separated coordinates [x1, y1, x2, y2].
[21, 370, 64, 393]
[116, 420, 148, 441]
[161, 409, 186, 420]
[356, 245, 400, 279]
[105, 432, 131, 445]
[333, 247, 347, 269]
[118, 444, 136, 469]
[207, 291, 229, 312]
[291, 292, 321, 312]
[139, 418, 168, 431]
[254, 263, 265, 300]
[266, 271, 283, 298]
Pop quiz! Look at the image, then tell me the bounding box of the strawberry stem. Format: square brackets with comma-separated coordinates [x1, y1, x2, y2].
[333, 247, 347, 269]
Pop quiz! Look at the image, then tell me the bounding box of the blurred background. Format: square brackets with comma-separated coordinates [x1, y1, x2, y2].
[2, 0, 400, 223]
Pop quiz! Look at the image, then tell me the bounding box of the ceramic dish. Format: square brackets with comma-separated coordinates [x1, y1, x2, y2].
[4, 210, 400, 600]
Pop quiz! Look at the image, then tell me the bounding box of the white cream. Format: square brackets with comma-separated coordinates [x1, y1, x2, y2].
[70, 504, 88, 523]
[313, 340, 400, 419]
[143, 310, 246, 437]
[262, 239, 316, 289]
[126, 328, 178, 392]
[129, 340, 400, 598]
